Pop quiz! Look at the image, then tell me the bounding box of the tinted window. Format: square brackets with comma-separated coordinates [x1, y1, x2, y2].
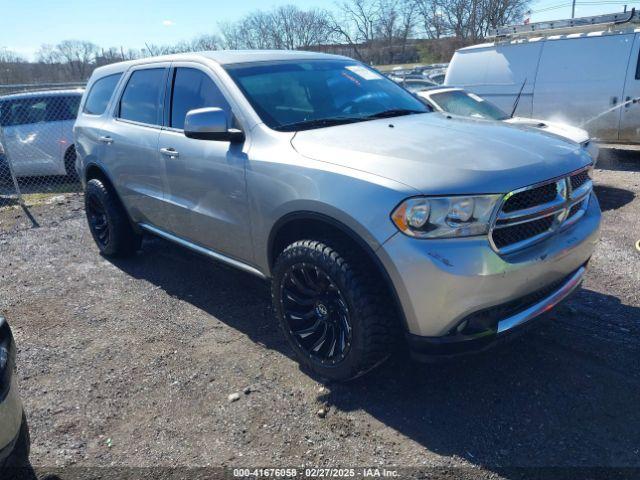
[225, 60, 429, 131]
[170, 68, 229, 129]
[0, 95, 79, 126]
[84, 74, 122, 115]
[47, 95, 82, 121]
[118, 68, 165, 125]
[429, 91, 509, 120]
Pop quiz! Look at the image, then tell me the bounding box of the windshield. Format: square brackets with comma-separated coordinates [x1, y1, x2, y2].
[429, 90, 509, 121]
[225, 60, 429, 131]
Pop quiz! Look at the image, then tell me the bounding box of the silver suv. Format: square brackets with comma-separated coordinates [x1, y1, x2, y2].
[74, 51, 600, 381]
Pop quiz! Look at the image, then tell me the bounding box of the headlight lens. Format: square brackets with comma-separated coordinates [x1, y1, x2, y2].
[391, 195, 501, 238]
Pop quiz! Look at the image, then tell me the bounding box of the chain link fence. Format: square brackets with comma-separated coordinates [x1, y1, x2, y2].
[0, 83, 86, 233]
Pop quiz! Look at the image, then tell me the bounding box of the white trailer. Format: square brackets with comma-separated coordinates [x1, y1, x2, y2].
[445, 10, 640, 144]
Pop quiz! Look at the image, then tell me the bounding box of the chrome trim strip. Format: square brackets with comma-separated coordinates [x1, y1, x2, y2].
[139, 223, 267, 279]
[496, 266, 585, 333]
[496, 195, 565, 223]
[570, 180, 593, 201]
[494, 210, 558, 229]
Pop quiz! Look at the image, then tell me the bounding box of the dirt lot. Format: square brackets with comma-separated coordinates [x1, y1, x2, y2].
[0, 150, 639, 479]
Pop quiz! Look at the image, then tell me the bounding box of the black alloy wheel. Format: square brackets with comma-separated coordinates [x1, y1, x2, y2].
[281, 263, 353, 365]
[86, 194, 110, 248]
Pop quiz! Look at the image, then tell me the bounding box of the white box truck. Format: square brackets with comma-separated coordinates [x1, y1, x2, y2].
[445, 10, 640, 144]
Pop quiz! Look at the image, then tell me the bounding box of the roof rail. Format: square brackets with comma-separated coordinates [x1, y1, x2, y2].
[491, 9, 639, 39]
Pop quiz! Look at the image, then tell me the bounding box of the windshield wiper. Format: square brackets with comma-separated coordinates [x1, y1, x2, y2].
[276, 117, 363, 132]
[364, 109, 425, 119]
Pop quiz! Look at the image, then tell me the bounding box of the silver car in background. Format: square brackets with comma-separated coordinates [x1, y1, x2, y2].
[416, 87, 599, 163]
[74, 51, 600, 381]
[0, 89, 83, 179]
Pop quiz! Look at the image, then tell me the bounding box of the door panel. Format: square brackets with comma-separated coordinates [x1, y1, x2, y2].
[160, 65, 252, 261]
[160, 129, 251, 260]
[533, 34, 634, 142]
[620, 33, 640, 142]
[102, 120, 164, 226]
[101, 66, 169, 228]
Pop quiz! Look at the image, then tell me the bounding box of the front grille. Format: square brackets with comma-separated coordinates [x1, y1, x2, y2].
[570, 171, 590, 190]
[492, 215, 554, 249]
[502, 182, 557, 213]
[568, 202, 582, 218]
[490, 167, 593, 253]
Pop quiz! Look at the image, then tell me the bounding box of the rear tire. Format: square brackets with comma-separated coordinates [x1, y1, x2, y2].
[85, 178, 141, 257]
[272, 239, 397, 381]
[64, 145, 78, 181]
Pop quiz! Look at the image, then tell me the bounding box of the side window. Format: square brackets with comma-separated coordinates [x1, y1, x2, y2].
[84, 74, 122, 115]
[1, 98, 46, 126]
[170, 68, 230, 130]
[45, 96, 82, 122]
[118, 68, 165, 125]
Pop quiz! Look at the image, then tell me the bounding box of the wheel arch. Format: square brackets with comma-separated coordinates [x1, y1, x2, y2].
[84, 162, 113, 187]
[84, 162, 139, 232]
[267, 211, 408, 330]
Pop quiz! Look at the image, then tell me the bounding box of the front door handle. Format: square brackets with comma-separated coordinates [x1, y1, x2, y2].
[160, 147, 179, 158]
[99, 135, 113, 144]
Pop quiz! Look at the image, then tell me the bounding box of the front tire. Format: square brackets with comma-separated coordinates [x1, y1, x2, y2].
[85, 178, 141, 257]
[272, 239, 396, 381]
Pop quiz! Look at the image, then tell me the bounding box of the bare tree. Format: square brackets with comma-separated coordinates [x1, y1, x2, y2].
[415, 0, 448, 38]
[219, 5, 335, 51]
[0, 48, 27, 83]
[333, 0, 380, 60]
[415, 0, 529, 41]
[36, 40, 99, 80]
[190, 34, 222, 51]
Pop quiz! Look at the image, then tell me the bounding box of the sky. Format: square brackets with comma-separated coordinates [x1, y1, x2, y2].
[1, 0, 639, 59]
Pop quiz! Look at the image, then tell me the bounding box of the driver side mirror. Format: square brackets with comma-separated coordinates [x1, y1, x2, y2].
[184, 107, 245, 143]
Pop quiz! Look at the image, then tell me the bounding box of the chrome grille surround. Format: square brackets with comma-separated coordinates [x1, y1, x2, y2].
[489, 166, 593, 254]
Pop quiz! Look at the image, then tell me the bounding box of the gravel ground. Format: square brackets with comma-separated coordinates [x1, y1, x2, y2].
[0, 150, 639, 479]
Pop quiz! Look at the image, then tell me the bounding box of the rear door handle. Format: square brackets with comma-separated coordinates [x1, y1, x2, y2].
[160, 147, 179, 158]
[99, 135, 113, 144]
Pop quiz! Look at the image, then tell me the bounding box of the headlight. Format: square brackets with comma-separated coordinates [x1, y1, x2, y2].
[391, 195, 501, 238]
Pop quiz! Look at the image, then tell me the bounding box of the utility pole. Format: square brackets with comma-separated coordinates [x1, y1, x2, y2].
[571, 0, 576, 18]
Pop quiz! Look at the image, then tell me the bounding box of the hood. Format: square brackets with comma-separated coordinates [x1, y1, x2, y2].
[505, 117, 590, 145]
[291, 113, 593, 195]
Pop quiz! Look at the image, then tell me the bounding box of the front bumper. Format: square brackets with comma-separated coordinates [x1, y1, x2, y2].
[378, 193, 600, 354]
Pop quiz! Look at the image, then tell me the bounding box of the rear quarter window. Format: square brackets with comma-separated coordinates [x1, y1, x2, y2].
[83, 73, 122, 115]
